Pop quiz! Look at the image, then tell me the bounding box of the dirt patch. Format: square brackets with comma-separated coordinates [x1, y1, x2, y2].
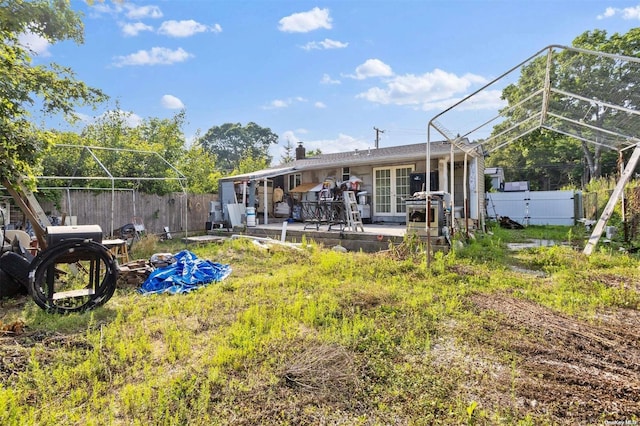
[592, 271, 640, 293]
[470, 293, 640, 423]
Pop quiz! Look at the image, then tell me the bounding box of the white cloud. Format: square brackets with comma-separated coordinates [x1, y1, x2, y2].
[121, 111, 143, 127]
[314, 101, 327, 108]
[350, 59, 394, 80]
[597, 5, 640, 19]
[212, 23, 223, 33]
[70, 112, 92, 123]
[87, 3, 163, 20]
[269, 99, 289, 109]
[357, 69, 489, 108]
[281, 130, 300, 144]
[263, 97, 307, 109]
[418, 89, 506, 112]
[92, 110, 143, 127]
[622, 5, 640, 19]
[18, 31, 50, 56]
[125, 4, 163, 20]
[113, 47, 193, 66]
[273, 131, 366, 161]
[320, 73, 341, 84]
[278, 7, 332, 33]
[87, 2, 121, 17]
[161, 95, 185, 109]
[454, 89, 506, 111]
[308, 133, 369, 154]
[301, 38, 348, 50]
[121, 22, 153, 37]
[90, 2, 116, 15]
[158, 20, 217, 37]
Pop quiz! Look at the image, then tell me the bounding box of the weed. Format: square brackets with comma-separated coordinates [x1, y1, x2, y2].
[1, 228, 638, 424]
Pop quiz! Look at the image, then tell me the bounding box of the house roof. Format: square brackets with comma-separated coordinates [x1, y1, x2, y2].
[220, 141, 480, 182]
[289, 141, 469, 170]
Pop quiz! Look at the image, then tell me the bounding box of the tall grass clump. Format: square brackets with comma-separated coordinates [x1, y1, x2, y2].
[454, 231, 508, 264]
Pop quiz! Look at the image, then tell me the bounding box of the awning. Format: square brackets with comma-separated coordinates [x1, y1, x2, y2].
[290, 182, 323, 193]
[225, 166, 297, 182]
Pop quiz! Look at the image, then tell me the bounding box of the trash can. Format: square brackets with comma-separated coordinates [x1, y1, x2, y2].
[246, 207, 256, 227]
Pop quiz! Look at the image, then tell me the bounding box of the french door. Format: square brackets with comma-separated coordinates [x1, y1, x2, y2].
[373, 165, 413, 216]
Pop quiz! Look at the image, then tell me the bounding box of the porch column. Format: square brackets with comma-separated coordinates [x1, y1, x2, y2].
[438, 158, 448, 192]
[469, 157, 479, 220]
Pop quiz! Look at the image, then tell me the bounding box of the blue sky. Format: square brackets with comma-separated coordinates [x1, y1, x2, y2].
[22, 0, 640, 163]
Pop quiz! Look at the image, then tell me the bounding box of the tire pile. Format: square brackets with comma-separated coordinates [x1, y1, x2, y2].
[0, 234, 118, 314]
[0, 239, 31, 299]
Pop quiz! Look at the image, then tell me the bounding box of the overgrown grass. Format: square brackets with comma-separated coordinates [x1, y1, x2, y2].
[0, 230, 638, 425]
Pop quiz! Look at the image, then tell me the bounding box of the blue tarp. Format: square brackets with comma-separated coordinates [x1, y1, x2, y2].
[139, 250, 232, 295]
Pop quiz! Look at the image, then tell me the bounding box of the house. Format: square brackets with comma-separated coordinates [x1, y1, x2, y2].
[484, 167, 505, 191]
[218, 140, 485, 228]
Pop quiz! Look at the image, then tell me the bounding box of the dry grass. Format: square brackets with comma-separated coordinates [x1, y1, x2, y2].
[280, 342, 360, 400]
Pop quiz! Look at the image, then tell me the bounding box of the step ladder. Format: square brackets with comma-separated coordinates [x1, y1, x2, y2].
[2, 178, 52, 248]
[343, 191, 364, 232]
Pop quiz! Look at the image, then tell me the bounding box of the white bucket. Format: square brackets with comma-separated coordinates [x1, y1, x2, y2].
[246, 207, 256, 227]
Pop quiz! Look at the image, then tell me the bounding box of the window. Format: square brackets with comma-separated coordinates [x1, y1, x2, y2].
[288, 173, 301, 191]
[373, 165, 414, 216]
[342, 167, 350, 182]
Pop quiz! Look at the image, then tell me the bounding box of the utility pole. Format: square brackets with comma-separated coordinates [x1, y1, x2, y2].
[373, 127, 385, 149]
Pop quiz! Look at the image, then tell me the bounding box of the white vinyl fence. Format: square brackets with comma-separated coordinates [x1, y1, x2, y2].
[485, 190, 582, 226]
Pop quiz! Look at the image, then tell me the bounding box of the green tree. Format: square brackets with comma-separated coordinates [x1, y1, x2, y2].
[489, 28, 640, 186]
[280, 140, 295, 164]
[41, 130, 89, 187]
[198, 122, 278, 172]
[45, 109, 231, 195]
[75, 109, 187, 194]
[232, 151, 270, 176]
[178, 144, 221, 194]
[487, 130, 585, 190]
[0, 0, 107, 183]
[556, 28, 640, 180]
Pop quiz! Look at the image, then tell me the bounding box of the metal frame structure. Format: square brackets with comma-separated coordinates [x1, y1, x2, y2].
[426, 44, 640, 254]
[36, 144, 188, 238]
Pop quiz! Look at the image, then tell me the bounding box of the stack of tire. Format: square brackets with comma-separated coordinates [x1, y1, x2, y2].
[0, 241, 32, 299]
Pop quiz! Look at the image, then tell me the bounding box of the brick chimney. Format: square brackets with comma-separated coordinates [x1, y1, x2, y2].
[295, 142, 306, 160]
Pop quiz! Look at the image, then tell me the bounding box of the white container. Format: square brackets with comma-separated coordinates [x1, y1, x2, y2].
[246, 207, 256, 227]
[357, 191, 368, 205]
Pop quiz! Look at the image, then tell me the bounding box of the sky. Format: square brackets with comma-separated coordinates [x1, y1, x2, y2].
[22, 0, 640, 164]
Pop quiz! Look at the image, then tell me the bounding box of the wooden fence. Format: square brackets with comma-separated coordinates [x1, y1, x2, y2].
[33, 190, 218, 238]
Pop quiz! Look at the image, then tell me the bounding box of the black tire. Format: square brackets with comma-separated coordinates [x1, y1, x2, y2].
[29, 239, 118, 314]
[0, 251, 31, 289]
[0, 268, 28, 298]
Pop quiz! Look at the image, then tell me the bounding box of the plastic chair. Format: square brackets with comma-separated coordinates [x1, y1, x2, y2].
[4, 230, 32, 250]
